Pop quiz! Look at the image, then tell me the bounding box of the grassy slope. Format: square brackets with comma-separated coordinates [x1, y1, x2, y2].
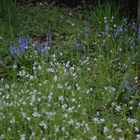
[0, 3, 140, 140]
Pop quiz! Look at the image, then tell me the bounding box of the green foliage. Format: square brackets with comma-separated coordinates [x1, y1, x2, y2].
[89, 2, 120, 31]
[0, 3, 140, 139]
[0, 0, 19, 32]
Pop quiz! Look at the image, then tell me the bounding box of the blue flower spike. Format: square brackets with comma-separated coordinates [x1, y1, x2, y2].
[10, 41, 16, 55]
[131, 22, 137, 31]
[138, 26, 140, 38]
[45, 27, 52, 46]
[125, 76, 131, 94]
[83, 20, 90, 37]
[105, 22, 109, 33]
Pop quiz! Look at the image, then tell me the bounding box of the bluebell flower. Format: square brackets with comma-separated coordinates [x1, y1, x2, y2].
[105, 22, 109, 33]
[10, 41, 16, 54]
[113, 26, 122, 38]
[125, 76, 131, 94]
[40, 43, 47, 56]
[130, 37, 135, 48]
[123, 18, 128, 30]
[95, 29, 102, 37]
[45, 28, 52, 46]
[74, 41, 87, 52]
[123, 18, 127, 26]
[131, 22, 137, 31]
[138, 26, 140, 38]
[83, 20, 90, 37]
[18, 35, 30, 53]
[82, 44, 87, 52]
[74, 41, 81, 50]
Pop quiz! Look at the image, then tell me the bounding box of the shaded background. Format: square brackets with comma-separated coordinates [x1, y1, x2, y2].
[16, 0, 138, 19]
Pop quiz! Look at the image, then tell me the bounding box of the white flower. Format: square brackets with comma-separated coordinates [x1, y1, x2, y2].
[107, 135, 114, 140]
[104, 17, 107, 20]
[115, 105, 121, 112]
[100, 118, 105, 123]
[119, 137, 125, 140]
[47, 68, 55, 73]
[29, 75, 33, 80]
[32, 112, 41, 117]
[103, 126, 108, 133]
[91, 136, 97, 140]
[31, 95, 36, 103]
[13, 64, 17, 69]
[134, 127, 139, 132]
[71, 98, 76, 102]
[38, 65, 42, 70]
[18, 70, 26, 77]
[136, 134, 140, 139]
[0, 134, 5, 140]
[62, 104, 67, 111]
[44, 112, 56, 119]
[115, 128, 122, 133]
[33, 66, 36, 70]
[39, 121, 47, 129]
[53, 76, 58, 81]
[57, 83, 62, 89]
[113, 123, 117, 128]
[60, 52, 63, 56]
[20, 134, 25, 140]
[59, 96, 64, 102]
[68, 107, 73, 113]
[127, 118, 138, 124]
[9, 117, 15, 124]
[129, 106, 133, 110]
[68, 119, 74, 125]
[93, 118, 100, 124]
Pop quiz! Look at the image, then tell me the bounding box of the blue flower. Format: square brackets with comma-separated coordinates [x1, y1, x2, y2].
[130, 37, 135, 48]
[74, 41, 87, 52]
[123, 18, 128, 26]
[38, 43, 47, 56]
[113, 26, 122, 38]
[10, 41, 16, 54]
[125, 76, 131, 94]
[45, 28, 52, 46]
[74, 41, 81, 50]
[83, 20, 90, 37]
[138, 26, 140, 38]
[105, 22, 109, 33]
[131, 22, 137, 31]
[18, 35, 30, 52]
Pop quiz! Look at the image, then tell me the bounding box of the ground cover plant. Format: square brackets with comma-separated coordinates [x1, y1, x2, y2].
[0, 2, 140, 140]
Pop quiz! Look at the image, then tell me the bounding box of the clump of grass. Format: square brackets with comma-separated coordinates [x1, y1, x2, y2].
[0, 0, 20, 33]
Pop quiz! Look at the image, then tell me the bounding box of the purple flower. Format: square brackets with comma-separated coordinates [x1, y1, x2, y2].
[123, 18, 128, 31]
[18, 35, 30, 52]
[125, 76, 131, 94]
[124, 18, 128, 26]
[74, 41, 87, 52]
[131, 22, 137, 31]
[38, 43, 47, 56]
[74, 41, 81, 50]
[10, 42, 16, 54]
[83, 20, 90, 37]
[138, 26, 140, 38]
[105, 22, 109, 33]
[130, 37, 135, 48]
[114, 26, 122, 38]
[45, 28, 52, 46]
